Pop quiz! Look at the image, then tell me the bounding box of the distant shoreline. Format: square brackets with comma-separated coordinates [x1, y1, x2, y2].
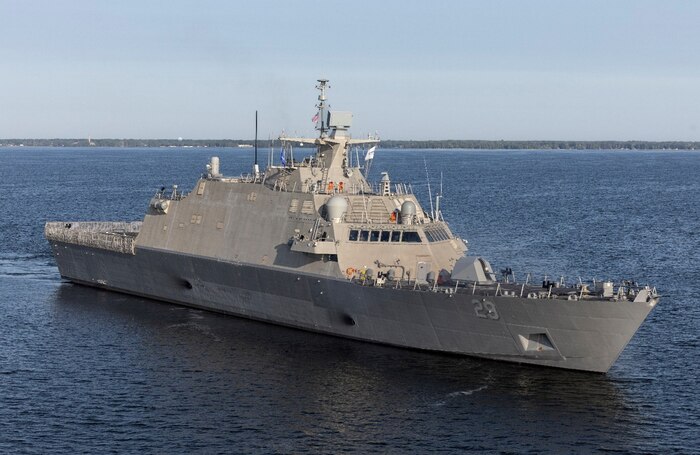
[0, 139, 697, 150]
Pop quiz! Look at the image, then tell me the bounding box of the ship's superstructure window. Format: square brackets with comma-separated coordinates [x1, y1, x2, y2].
[424, 225, 451, 242]
[401, 231, 422, 243]
[346, 228, 422, 243]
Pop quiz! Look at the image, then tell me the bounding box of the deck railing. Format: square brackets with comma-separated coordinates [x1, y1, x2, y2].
[45, 221, 142, 255]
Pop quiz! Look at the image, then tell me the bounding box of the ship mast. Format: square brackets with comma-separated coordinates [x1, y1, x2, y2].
[315, 79, 329, 138]
[277, 79, 379, 194]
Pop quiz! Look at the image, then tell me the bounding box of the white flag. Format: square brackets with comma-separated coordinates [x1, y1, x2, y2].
[364, 145, 376, 161]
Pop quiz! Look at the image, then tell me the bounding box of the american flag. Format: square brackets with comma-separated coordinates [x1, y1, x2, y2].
[312, 113, 319, 123]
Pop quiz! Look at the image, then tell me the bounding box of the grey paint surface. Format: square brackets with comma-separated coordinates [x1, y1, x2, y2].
[48, 240, 654, 373]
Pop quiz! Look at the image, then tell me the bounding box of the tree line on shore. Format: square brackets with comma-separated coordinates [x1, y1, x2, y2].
[0, 138, 697, 150]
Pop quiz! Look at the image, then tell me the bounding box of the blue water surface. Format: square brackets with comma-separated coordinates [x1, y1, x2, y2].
[0, 147, 698, 453]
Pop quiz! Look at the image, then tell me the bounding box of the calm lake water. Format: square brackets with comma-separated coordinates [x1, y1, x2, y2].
[1, 147, 698, 453]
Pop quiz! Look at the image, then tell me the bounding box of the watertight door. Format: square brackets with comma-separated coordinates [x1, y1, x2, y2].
[416, 261, 431, 283]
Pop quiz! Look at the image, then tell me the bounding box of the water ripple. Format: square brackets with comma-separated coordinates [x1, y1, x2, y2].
[0, 148, 698, 453]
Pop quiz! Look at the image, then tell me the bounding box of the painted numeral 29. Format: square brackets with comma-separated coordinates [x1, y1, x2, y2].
[473, 299, 499, 320]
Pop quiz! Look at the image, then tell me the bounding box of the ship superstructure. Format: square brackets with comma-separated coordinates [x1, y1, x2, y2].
[45, 80, 658, 373]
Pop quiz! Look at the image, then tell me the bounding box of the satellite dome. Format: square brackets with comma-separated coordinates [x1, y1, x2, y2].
[326, 196, 348, 222]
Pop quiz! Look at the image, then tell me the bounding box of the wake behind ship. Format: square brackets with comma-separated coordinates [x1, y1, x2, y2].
[45, 80, 659, 373]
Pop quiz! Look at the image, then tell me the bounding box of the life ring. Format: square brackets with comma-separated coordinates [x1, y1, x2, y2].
[346, 267, 355, 277]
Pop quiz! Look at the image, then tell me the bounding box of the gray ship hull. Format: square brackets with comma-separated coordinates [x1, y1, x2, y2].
[50, 241, 655, 373]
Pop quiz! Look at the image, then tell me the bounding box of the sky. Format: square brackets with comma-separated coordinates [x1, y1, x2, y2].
[1, 0, 699, 141]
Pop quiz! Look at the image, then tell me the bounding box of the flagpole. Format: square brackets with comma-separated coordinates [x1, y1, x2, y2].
[253, 110, 260, 179]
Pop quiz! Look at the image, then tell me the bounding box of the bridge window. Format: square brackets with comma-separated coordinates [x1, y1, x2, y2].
[380, 231, 390, 242]
[390, 231, 401, 242]
[401, 231, 422, 243]
[349, 229, 359, 241]
[424, 226, 451, 242]
[370, 230, 380, 241]
[359, 230, 369, 241]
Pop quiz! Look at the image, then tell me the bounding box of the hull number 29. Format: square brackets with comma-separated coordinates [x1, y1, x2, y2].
[473, 299, 499, 320]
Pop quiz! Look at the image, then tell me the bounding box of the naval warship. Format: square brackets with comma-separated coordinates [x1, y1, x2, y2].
[45, 80, 659, 373]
